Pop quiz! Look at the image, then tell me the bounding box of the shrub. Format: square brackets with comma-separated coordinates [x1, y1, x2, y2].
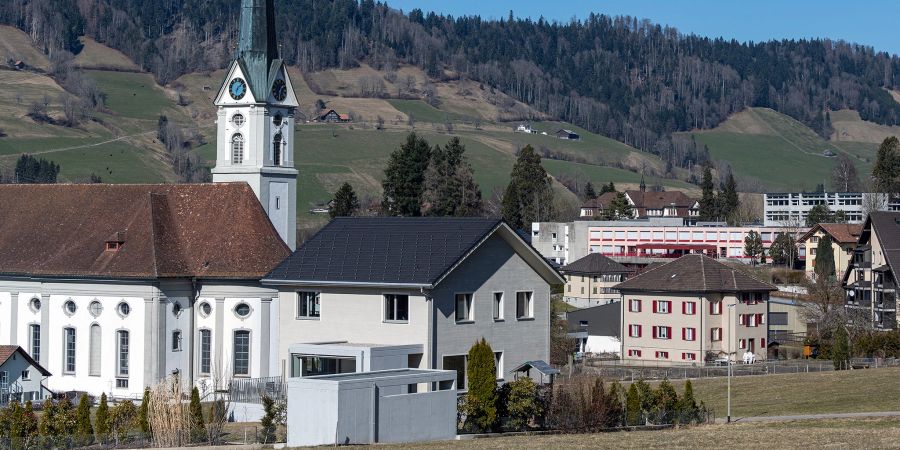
[139, 388, 151, 435]
[108, 401, 138, 445]
[503, 377, 542, 430]
[548, 375, 622, 432]
[95, 393, 110, 441]
[651, 379, 679, 424]
[189, 387, 205, 442]
[463, 338, 498, 432]
[625, 383, 641, 426]
[677, 380, 700, 424]
[75, 394, 94, 445]
[832, 325, 851, 370]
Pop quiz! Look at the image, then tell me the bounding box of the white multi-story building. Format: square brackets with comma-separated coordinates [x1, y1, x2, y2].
[764, 192, 900, 227]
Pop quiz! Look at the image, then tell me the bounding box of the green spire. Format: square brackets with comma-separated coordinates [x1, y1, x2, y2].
[236, 0, 280, 100]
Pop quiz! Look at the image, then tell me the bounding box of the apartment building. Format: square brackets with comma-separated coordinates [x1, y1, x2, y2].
[580, 190, 700, 225]
[615, 254, 776, 364]
[843, 212, 900, 330]
[797, 223, 861, 277]
[764, 192, 900, 226]
[560, 253, 631, 308]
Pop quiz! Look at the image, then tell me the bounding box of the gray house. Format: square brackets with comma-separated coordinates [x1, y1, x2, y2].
[0, 345, 50, 405]
[264, 217, 565, 390]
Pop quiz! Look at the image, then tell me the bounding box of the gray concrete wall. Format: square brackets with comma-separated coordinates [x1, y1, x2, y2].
[378, 391, 456, 444]
[286, 383, 341, 446]
[432, 234, 551, 383]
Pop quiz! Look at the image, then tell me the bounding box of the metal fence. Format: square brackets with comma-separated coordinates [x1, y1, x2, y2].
[228, 376, 285, 404]
[579, 357, 899, 382]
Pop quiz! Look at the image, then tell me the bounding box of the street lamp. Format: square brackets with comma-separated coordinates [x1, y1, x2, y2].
[727, 302, 737, 423]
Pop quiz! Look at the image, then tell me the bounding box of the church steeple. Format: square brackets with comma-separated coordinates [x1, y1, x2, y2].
[639, 173, 646, 192]
[237, 0, 280, 101]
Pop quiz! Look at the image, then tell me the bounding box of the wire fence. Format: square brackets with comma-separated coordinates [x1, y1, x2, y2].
[579, 357, 900, 382]
[0, 426, 267, 450]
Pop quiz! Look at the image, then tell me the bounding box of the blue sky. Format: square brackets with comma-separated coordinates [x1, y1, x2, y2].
[386, 0, 900, 56]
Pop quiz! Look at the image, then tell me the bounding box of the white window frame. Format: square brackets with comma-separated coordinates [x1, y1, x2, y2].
[516, 291, 534, 320]
[117, 330, 130, 378]
[172, 330, 183, 352]
[455, 293, 474, 323]
[629, 299, 641, 312]
[493, 292, 504, 321]
[684, 327, 696, 341]
[711, 327, 723, 341]
[199, 329, 212, 375]
[629, 324, 641, 338]
[21, 369, 30, 381]
[233, 329, 252, 377]
[63, 327, 76, 375]
[684, 302, 696, 315]
[29, 324, 40, 364]
[494, 351, 504, 381]
[296, 291, 321, 319]
[383, 293, 409, 323]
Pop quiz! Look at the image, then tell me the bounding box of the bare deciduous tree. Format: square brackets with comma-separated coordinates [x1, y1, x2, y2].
[148, 375, 190, 448]
[831, 154, 860, 192]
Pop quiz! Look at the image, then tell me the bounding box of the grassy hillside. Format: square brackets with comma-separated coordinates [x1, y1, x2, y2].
[689, 108, 854, 191]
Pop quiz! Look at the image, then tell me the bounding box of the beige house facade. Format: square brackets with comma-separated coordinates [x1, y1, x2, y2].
[843, 212, 899, 330]
[561, 253, 630, 308]
[798, 223, 861, 277]
[615, 255, 776, 364]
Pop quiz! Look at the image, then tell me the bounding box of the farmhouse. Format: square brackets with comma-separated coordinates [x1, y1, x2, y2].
[580, 188, 700, 223]
[555, 129, 580, 140]
[615, 254, 776, 363]
[318, 109, 350, 123]
[263, 217, 565, 390]
[843, 211, 900, 330]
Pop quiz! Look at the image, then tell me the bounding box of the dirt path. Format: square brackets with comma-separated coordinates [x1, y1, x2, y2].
[718, 411, 900, 424]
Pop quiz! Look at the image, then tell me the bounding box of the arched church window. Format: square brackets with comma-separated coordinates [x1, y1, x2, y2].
[273, 133, 283, 166]
[231, 134, 244, 164]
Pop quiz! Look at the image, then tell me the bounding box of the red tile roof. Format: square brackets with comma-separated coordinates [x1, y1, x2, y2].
[0, 183, 290, 279]
[581, 190, 698, 218]
[614, 254, 776, 293]
[799, 223, 862, 244]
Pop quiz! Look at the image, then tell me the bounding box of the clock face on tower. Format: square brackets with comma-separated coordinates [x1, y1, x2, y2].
[229, 78, 247, 100]
[272, 79, 287, 102]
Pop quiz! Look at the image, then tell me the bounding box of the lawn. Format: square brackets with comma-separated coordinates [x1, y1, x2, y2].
[387, 417, 900, 449]
[387, 99, 469, 124]
[86, 70, 184, 123]
[671, 366, 900, 419]
[543, 159, 697, 192]
[47, 141, 169, 183]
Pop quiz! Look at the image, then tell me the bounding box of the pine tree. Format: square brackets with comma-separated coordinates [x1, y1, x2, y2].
[95, 393, 110, 441]
[744, 231, 764, 265]
[677, 380, 699, 424]
[625, 383, 641, 426]
[76, 394, 94, 445]
[720, 171, 739, 224]
[583, 182, 597, 200]
[599, 182, 616, 194]
[806, 204, 833, 226]
[21, 401, 38, 442]
[422, 137, 483, 217]
[653, 379, 679, 424]
[38, 398, 54, 437]
[260, 395, 279, 444]
[832, 325, 850, 370]
[464, 338, 498, 432]
[381, 133, 432, 216]
[873, 136, 900, 194]
[815, 234, 836, 280]
[699, 165, 717, 221]
[329, 182, 359, 218]
[190, 387, 206, 442]
[501, 145, 554, 230]
[607, 381, 625, 427]
[139, 387, 151, 435]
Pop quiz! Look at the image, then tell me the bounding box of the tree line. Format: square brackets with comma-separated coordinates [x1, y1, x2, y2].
[3, 0, 900, 172]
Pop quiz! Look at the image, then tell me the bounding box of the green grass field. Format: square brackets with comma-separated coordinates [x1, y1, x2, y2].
[86, 70, 184, 124]
[671, 366, 900, 418]
[49, 140, 168, 183]
[543, 159, 696, 192]
[387, 99, 470, 123]
[389, 417, 900, 449]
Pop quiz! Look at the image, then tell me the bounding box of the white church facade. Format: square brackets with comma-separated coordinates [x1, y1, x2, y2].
[0, 0, 300, 399]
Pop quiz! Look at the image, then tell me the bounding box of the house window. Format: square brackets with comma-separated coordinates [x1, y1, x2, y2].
[443, 355, 466, 390]
[495, 352, 504, 380]
[628, 349, 642, 357]
[30, 325, 40, 364]
[739, 339, 746, 349]
[21, 369, 30, 380]
[384, 294, 409, 322]
[233, 330, 251, 376]
[199, 329, 212, 375]
[711, 328, 722, 341]
[64, 327, 76, 374]
[653, 326, 671, 339]
[88, 324, 100, 376]
[629, 324, 642, 338]
[683, 302, 696, 315]
[116, 379, 129, 389]
[629, 299, 642, 312]
[761, 338, 766, 348]
[655, 351, 669, 359]
[516, 292, 533, 319]
[297, 292, 320, 318]
[273, 133, 283, 166]
[88, 301, 103, 317]
[172, 330, 183, 352]
[683, 328, 696, 341]
[682, 353, 696, 361]
[653, 300, 671, 313]
[710, 301, 722, 315]
[493, 293, 504, 320]
[231, 134, 244, 164]
[739, 314, 747, 326]
[756, 313, 765, 325]
[117, 330, 129, 377]
[455, 294, 474, 322]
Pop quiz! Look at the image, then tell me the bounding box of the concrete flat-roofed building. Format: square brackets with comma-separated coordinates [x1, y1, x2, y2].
[532, 220, 805, 267]
[843, 211, 900, 330]
[615, 254, 777, 364]
[797, 223, 862, 277]
[264, 217, 565, 391]
[0, 184, 290, 399]
[566, 302, 621, 356]
[764, 192, 900, 226]
[0, 345, 51, 405]
[560, 253, 631, 308]
[286, 368, 457, 446]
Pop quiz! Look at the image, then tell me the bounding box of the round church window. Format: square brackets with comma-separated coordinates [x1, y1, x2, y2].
[29, 297, 41, 312]
[63, 300, 77, 315]
[118, 302, 131, 317]
[234, 303, 251, 318]
[88, 301, 103, 317]
[199, 302, 212, 318]
[232, 114, 245, 128]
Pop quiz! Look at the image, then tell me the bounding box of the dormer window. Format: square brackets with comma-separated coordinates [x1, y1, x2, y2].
[106, 241, 123, 252]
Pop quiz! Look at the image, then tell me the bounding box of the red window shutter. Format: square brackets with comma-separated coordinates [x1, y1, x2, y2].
[740, 339, 746, 349]
[638, 325, 642, 338]
[637, 300, 641, 312]
[682, 328, 686, 340]
[761, 338, 766, 348]
[757, 313, 764, 325]
[653, 301, 658, 313]
[682, 302, 686, 314]
[667, 326, 672, 338]
[652, 326, 657, 339]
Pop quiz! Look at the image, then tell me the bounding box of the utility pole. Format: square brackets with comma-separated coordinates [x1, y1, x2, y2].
[727, 303, 736, 423]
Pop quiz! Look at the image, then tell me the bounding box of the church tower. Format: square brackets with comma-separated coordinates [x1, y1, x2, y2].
[212, 0, 298, 250]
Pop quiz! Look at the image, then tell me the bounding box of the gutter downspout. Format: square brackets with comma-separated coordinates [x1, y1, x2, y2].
[424, 287, 436, 374]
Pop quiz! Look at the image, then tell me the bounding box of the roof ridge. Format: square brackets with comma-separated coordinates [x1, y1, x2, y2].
[700, 255, 707, 291]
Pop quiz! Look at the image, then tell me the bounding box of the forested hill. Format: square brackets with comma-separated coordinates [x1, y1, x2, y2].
[4, 0, 900, 169]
